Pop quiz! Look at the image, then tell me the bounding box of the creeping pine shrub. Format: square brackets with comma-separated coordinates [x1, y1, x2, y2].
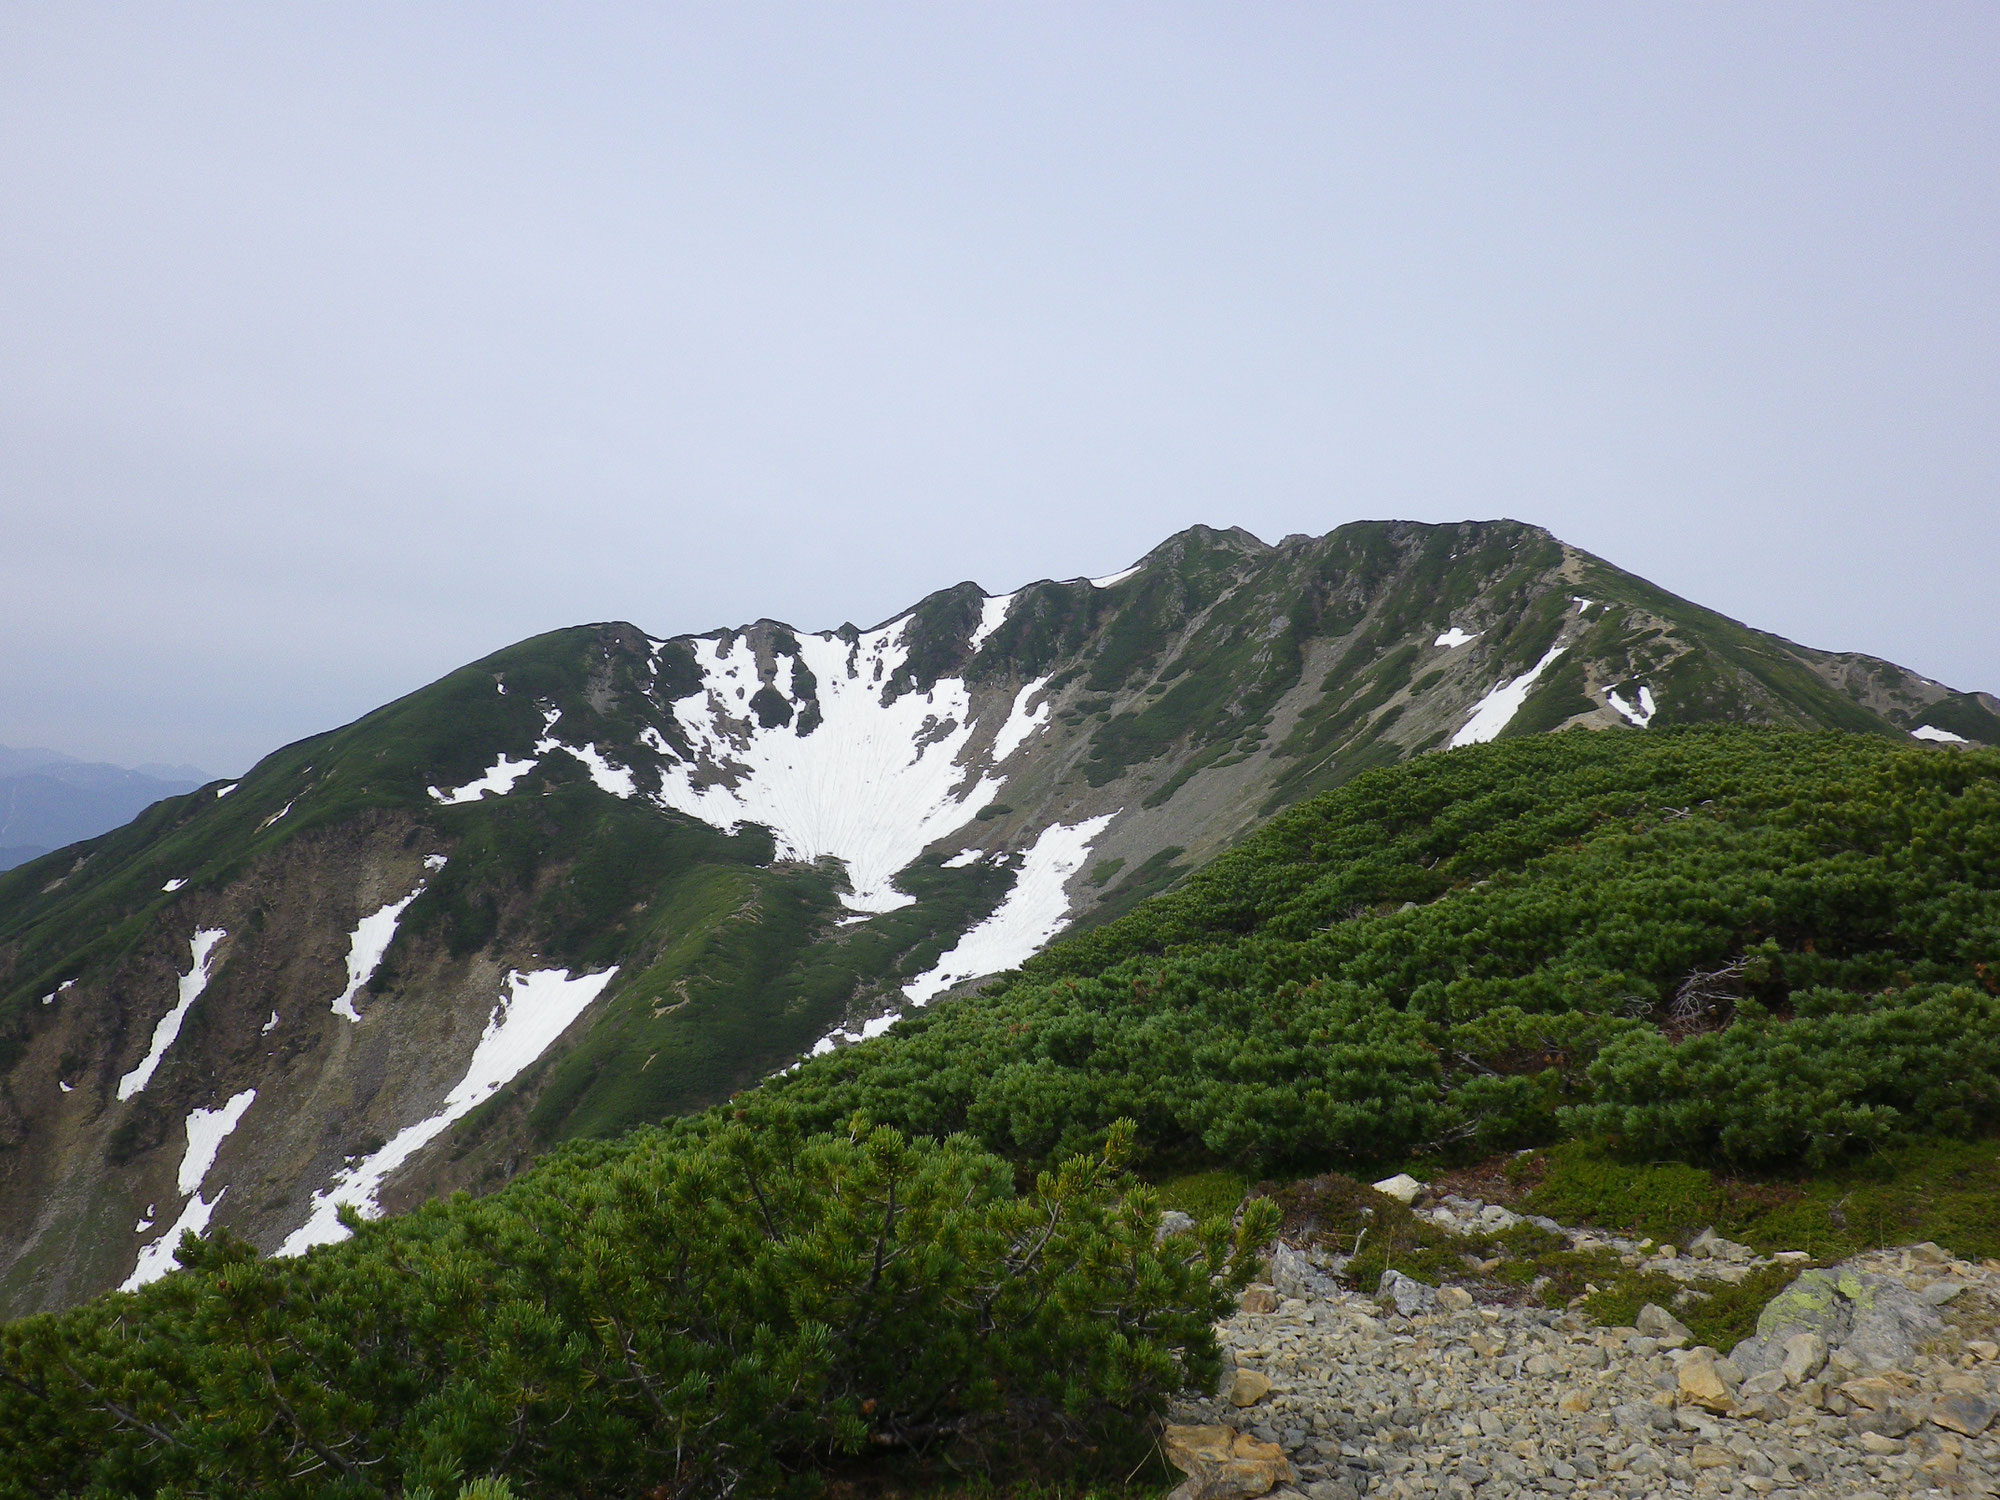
[0, 1117, 1274, 1500]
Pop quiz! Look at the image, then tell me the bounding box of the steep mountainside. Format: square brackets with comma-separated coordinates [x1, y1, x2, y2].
[0, 519, 1991, 1314]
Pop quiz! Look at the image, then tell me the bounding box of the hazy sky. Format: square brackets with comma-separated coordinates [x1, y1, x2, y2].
[4, 5, 1995, 774]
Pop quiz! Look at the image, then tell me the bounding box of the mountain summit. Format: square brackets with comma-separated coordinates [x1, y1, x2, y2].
[1, 519, 1992, 1313]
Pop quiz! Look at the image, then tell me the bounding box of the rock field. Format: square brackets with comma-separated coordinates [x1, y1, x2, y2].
[1164, 1186, 2000, 1500]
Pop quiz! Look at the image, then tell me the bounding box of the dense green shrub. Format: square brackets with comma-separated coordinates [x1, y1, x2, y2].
[0, 1120, 1273, 1499]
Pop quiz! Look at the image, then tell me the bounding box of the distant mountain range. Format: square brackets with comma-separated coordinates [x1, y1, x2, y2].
[0, 518, 1994, 1314]
[0, 748, 207, 871]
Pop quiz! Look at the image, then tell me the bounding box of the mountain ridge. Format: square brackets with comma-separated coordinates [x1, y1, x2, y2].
[0, 517, 1993, 1314]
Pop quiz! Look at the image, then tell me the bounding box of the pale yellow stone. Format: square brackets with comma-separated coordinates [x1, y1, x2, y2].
[1690, 1443, 1734, 1469]
[1677, 1350, 1736, 1414]
[1557, 1390, 1591, 1414]
[1227, 1369, 1274, 1407]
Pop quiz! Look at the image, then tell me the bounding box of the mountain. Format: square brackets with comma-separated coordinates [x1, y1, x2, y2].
[0, 748, 206, 871]
[0, 518, 1992, 1314]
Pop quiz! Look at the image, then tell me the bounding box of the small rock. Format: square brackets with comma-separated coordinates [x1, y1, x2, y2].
[1690, 1443, 1734, 1469]
[1907, 1241, 1949, 1263]
[1920, 1278, 1968, 1305]
[1773, 1250, 1812, 1263]
[1436, 1284, 1474, 1311]
[1848, 1403, 1921, 1438]
[1676, 1349, 1736, 1413]
[1780, 1330, 1827, 1385]
[1370, 1173, 1424, 1205]
[1241, 1285, 1279, 1315]
[1855, 1430, 1906, 1455]
[1228, 1370, 1274, 1408]
[1557, 1390, 1591, 1414]
[1930, 1393, 1998, 1436]
[1636, 1303, 1693, 1346]
[1838, 1376, 1902, 1411]
[1156, 1210, 1197, 1242]
[1466, 1329, 1503, 1359]
[1968, 1339, 1999, 1361]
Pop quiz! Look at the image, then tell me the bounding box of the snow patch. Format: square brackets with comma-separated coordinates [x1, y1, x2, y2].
[278, 966, 617, 1255]
[258, 799, 295, 830]
[214, 783, 237, 798]
[1913, 724, 1969, 744]
[539, 740, 636, 798]
[116, 929, 227, 1101]
[331, 863, 444, 1022]
[992, 675, 1053, 762]
[161, 878, 186, 893]
[653, 623, 1004, 913]
[1607, 685, 1658, 728]
[57, 1080, 71, 1093]
[968, 592, 1016, 653]
[1434, 628, 1478, 649]
[429, 754, 538, 805]
[262, 1010, 281, 1035]
[41, 978, 74, 1006]
[903, 813, 1118, 1005]
[1450, 643, 1569, 748]
[121, 1088, 256, 1290]
[423, 853, 448, 870]
[1090, 564, 1142, 588]
[942, 848, 984, 868]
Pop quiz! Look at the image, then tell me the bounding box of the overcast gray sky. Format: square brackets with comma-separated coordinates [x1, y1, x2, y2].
[3, 4, 1995, 775]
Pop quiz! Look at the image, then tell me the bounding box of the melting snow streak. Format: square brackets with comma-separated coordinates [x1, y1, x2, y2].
[279, 966, 618, 1255]
[117, 929, 226, 1100]
[903, 814, 1118, 1005]
[1607, 686, 1658, 728]
[122, 1088, 256, 1290]
[1450, 644, 1569, 748]
[430, 754, 537, 805]
[331, 861, 445, 1023]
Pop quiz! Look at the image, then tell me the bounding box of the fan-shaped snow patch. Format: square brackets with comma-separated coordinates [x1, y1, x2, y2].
[969, 592, 1016, 653]
[122, 1088, 256, 1290]
[653, 623, 1004, 913]
[330, 860, 446, 1023]
[538, 740, 636, 798]
[942, 849, 984, 868]
[1913, 724, 1969, 744]
[992, 675, 1053, 762]
[429, 754, 538, 805]
[278, 966, 618, 1255]
[214, 783, 237, 798]
[1434, 628, 1478, 649]
[1451, 643, 1569, 748]
[1090, 564, 1142, 588]
[807, 1009, 904, 1057]
[903, 813, 1118, 1006]
[117, 929, 226, 1101]
[1607, 685, 1658, 728]
[161, 878, 185, 893]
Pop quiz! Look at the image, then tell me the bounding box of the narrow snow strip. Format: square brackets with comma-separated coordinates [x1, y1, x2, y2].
[903, 813, 1118, 1005]
[968, 592, 1016, 653]
[330, 864, 443, 1022]
[214, 783, 237, 798]
[1090, 564, 1142, 588]
[58, 1080, 71, 1093]
[278, 966, 618, 1256]
[161, 878, 185, 893]
[41, 979, 74, 1006]
[258, 799, 295, 830]
[538, 740, 636, 798]
[1434, 628, 1478, 649]
[654, 622, 1004, 913]
[1450, 643, 1569, 748]
[116, 929, 227, 1101]
[262, 1011, 280, 1034]
[121, 1088, 256, 1290]
[1607, 685, 1658, 728]
[1913, 724, 1969, 744]
[942, 849, 983, 868]
[429, 754, 537, 805]
[992, 675, 1053, 762]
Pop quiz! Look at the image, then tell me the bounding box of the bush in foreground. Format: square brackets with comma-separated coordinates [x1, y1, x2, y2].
[0, 1118, 1274, 1499]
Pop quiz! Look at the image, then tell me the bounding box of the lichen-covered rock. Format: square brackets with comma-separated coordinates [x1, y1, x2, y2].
[1732, 1265, 1944, 1376]
[1376, 1268, 1437, 1317]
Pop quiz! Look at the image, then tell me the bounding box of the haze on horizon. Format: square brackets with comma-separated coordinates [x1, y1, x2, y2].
[3, 4, 1995, 777]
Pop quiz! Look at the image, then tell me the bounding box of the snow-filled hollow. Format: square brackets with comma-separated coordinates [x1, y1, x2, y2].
[121, 1088, 256, 1290]
[1912, 724, 1969, 744]
[991, 675, 1053, 763]
[1450, 643, 1569, 748]
[652, 622, 1006, 913]
[1434, 627, 1478, 649]
[116, 929, 226, 1101]
[278, 966, 618, 1256]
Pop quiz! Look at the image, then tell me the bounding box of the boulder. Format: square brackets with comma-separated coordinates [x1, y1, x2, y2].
[1635, 1303, 1692, 1346]
[1371, 1173, 1425, 1206]
[1376, 1269, 1438, 1317]
[1676, 1348, 1737, 1414]
[1227, 1370, 1274, 1407]
[1730, 1265, 1943, 1377]
[1240, 1285, 1279, 1315]
[1163, 1423, 1294, 1500]
[1156, 1210, 1197, 1243]
[1931, 1394, 1998, 1437]
[1269, 1243, 1340, 1302]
